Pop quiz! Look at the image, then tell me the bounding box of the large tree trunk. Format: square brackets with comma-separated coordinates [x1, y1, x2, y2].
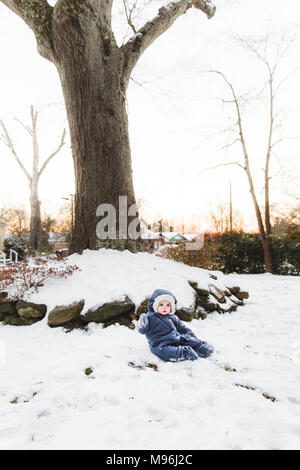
[53, 5, 138, 253]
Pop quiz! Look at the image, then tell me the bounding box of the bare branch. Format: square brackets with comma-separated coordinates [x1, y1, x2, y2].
[192, 0, 216, 18]
[38, 128, 66, 178]
[215, 139, 241, 153]
[205, 161, 245, 171]
[121, 0, 215, 85]
[274, 65, 300, 97]
[13, 118, 33, 137]
[0, 119, 32, 183]
[271, 136, 300, 149]
[123, 0, 137, 34]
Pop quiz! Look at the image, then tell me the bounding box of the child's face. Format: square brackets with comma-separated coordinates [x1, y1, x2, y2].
[157, 301, 172, 315]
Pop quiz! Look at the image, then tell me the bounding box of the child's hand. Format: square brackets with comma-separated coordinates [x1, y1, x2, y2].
[137, 313, 149, 334]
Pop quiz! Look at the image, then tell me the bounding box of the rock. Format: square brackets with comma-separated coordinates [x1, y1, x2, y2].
[208, 284, 226, 303]
[17, 301, 47, 319]
[0, 301, 17, 316]
[3, 314, 39, 326]
[82, 296, 135, 324]
[48, 300, 85, 327]
[136, 298, 150, 318]
[235, 291, 249, 301]
[224, 288, 233, 297]
[0, 291, 8, 300]
[176, 308, 195, 322]
[228, 286, 241, 296]
[229, 296, 244, 306]
[209, 274, 218, 280]
[197, 291, 222, 314]
[136, 299, 148, 317]
[188, 280, 198, 291]
[195, 305, 208, 320]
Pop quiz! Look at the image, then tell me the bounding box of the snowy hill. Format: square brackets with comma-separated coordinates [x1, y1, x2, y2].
[0, 250, 300, 449]
[26, 248, 242, 320]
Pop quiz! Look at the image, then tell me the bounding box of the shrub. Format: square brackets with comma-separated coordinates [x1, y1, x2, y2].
[156, 236, 222, 270]
[214, 232, 265, 274]
[0, 256, 80, 301]
[158, 231, 300, 275]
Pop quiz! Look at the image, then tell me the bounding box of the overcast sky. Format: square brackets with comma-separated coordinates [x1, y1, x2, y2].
[0, 0, 300, 231]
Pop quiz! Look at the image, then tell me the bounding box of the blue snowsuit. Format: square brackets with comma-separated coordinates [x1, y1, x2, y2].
[138, 289, 214, 362]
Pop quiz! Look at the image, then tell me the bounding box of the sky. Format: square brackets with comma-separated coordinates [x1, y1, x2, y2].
[0, 0, 300, 232]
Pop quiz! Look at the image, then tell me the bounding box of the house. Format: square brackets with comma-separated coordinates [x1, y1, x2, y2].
[48, 232, 70, 253]
[140, 230, 198, 252]
[0, 219, 9, 251]
[161, 232, 188, 243]
[141, 230, 164, 251]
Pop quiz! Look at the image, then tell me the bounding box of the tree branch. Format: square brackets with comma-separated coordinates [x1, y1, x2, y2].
[123, 0, 137, 34]
[205, 161, 245, 171]
[0, 119, 32, 183]
[0, 0, 54, 61]
[121, 0, 215, 86]
[13, 117, 33, 137]
[38, 128, 66, 178]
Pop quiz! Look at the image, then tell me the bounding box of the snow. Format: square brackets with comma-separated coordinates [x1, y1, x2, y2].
[0, 249, 300, 450]
[26, 248, 229, 315]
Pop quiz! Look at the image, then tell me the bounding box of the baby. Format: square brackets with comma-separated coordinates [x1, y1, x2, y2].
[138, 289, 214, 362]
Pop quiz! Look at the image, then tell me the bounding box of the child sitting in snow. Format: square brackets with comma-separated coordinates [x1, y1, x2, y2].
[138, 289, 214, 362]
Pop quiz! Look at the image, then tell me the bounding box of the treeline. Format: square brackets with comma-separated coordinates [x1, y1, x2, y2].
[159, 230, 300, 276]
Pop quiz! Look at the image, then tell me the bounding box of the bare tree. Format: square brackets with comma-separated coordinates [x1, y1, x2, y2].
[0, 205, 30, 235]
[205, 33, 299, 273]
[0, 0, 215, 254]
[0, 106, 66, 251]
[209, 202, 243, 234]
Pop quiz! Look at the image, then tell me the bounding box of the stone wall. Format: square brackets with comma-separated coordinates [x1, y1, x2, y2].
[0, 277, 249, 330]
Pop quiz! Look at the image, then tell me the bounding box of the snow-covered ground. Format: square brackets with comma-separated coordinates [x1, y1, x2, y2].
[0, 250, 300, 450]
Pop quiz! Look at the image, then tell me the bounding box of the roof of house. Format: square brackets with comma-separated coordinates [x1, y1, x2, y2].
[161, 232, 187, 241]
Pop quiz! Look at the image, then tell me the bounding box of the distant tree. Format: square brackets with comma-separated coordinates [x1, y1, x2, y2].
[152, 218, 171, 233]
[209, 202, 243, 234]
[0, 205, 30, 236]
[205, 31, 299, 272]
[0, 106, 66, 252]
[53, 202, 72, 233]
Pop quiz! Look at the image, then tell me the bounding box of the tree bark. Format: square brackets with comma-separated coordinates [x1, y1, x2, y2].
[52, 3, 137, 252]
